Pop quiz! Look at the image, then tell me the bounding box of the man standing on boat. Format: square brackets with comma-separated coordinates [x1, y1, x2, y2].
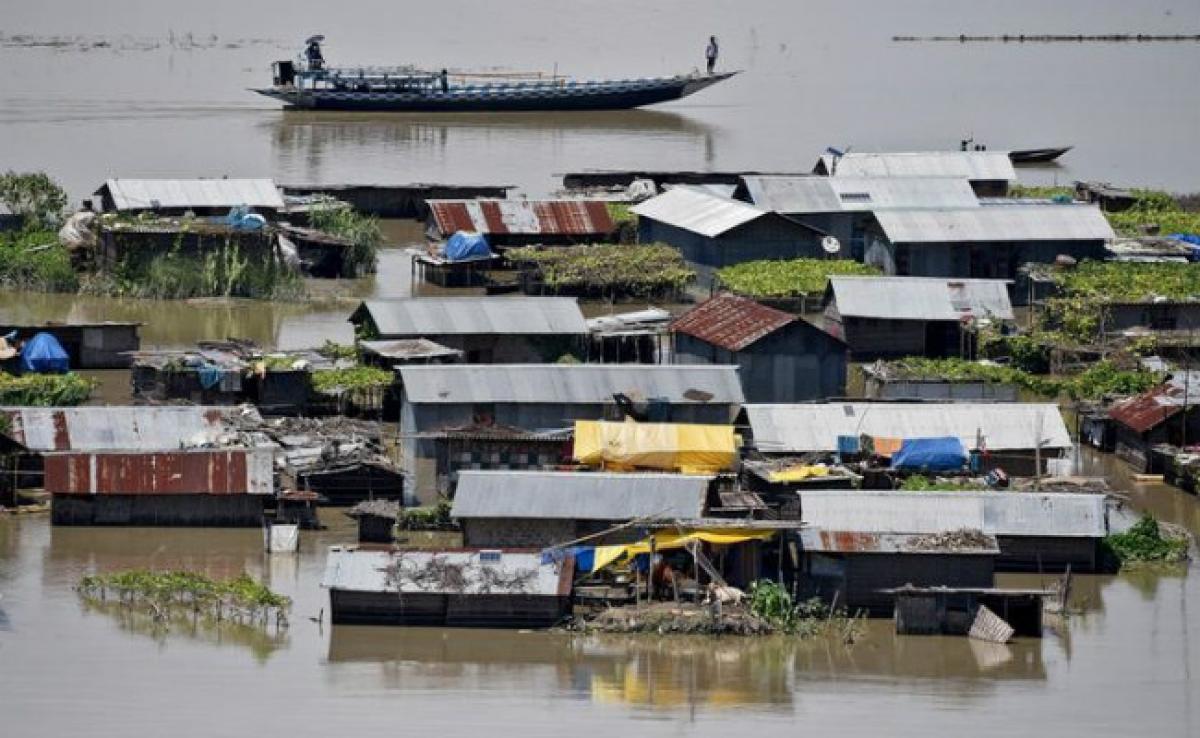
[705, 36, 719, 74]
[305, 36, 325, 71]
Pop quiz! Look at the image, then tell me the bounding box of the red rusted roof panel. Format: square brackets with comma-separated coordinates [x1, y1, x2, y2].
[428, 199, 615, 237]
[1108, 372, 1200, 433]
[671, 293, 797, 352]
[42, 450, 256, 495]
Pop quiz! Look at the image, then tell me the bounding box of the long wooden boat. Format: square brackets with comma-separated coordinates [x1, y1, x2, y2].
[253, 60, 736, 112]
[1008, 146, 1073, 164]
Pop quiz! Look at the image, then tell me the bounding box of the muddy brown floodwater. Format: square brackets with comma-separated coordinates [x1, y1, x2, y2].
[0, 447, 1197, 737]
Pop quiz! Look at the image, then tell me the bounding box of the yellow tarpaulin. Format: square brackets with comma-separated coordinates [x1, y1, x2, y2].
[574, 419, 737, 474]
[592, 528, 777, 572]
[768, 464, 829, 483]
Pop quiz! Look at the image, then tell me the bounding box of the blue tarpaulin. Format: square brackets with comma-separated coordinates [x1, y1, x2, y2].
[890, 436, 968, 472]
[444, 231, 492, 261]
[20, 332, 70, 373]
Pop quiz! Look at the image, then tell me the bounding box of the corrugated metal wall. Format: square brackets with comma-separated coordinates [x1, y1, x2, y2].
[44, 448, 274, 496]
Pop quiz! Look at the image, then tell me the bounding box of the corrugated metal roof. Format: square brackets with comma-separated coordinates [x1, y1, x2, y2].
[98, 178, 284, 211]
[744, 402, 1071, 453]
[321, 547, 567, 595]
[1108, 371, 1200, 433]
[358, 339, 463, 361]
[816, 151, 1016, 182]
[827, 275, 1014, 321]
[353, 297, 589, 337]
[451, 470, 709, 520]
[400, 364, 746, 405]
[427, 199, 614, 236]
[631, 186, 767, 237]
[0, 406, 260, 452]
[798, 528, 1000, 554]
[798, 489, 1108, 538]
[741, 175, 980, 214]
[874, 205, 1114, 243]
[671, 293, 797, 351]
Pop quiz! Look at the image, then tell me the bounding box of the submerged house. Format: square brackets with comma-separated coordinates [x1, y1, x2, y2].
[736, 175, 980, 259]
[1107, 371, 1200, 471]
[812, 151, 1016, 197]
[451, 470, 711, 548]
[322, 546, 573, 627]
[350, 297, 589, 364]
[397, 364, 745, 502]
[795, 527, 999, 615]
[0, 321, 141, 370]
[424, 198, 615, 246]
[797, 489, 1109, 573]
[91, 178, 285, 217]
[0, 406, 275, 526]
[823, 275, 1014, 359]
[631, 186, 825, 281]
[671, 292, 847, 402]
[743, 401, 1073, 475]
[863, 204, 1113, 281]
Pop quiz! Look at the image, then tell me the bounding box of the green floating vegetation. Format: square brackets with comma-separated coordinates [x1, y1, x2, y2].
[605, 201, 635, 227]
[96, 238, 304, 301]
[1050, 261, 1200, 302]
[1009, 184, 1076, 200]
[880, 357, 1160, 400]
[0, 372, 94, 406]
[899, 475, 986, 491]
[715, 258, 880, 298]
[77, 569, 291, 627]
[311, 365, 393, 395]
[0, 229, 79, 292]
[309, 204, 382, 276]
[1107, 189, 1200, 237]
[1103, 514, 1190, 567]
[746, 580, 860, 640]
[317, 339, 358, 361]
[506, 243, 695, 297]
[399, 500, 456, 531]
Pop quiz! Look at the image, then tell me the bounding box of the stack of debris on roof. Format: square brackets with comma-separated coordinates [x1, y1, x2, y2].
[231, 415, 404, 505]
[129, 340, 349, 415]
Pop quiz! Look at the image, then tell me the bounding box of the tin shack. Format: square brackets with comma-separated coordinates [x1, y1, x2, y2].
[91, 178, 285, 218]
[823, 275, 1014, 359]
[863, 204, 1113, 282]
[736, 175, 980, 259]
[0, 405, 274, 526]
[671, 292, 846, 402]
[397, 364, 745, 502]
[794, 527, 999, 615]
[798, 489, 1109, 572]
[631, 186, 825, 282]
[451, 470, 711, 548]
[424, 198, 615, 246]
[351, 297, 589, 364]
[322, 546, 573, 627]
[1107, 371, 1200, 471]
[743, 401, 1072, 476]
[812, 151, 1016, 197]
[0, 321, 140, 369]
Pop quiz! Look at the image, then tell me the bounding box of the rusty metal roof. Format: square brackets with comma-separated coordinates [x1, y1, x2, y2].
[671, 293, 797, 351]
[0, 406, 259, 452]
[799, 528, 1000, 555]
[426, 199, 614, 237]
[1108, 371, 1200, 433]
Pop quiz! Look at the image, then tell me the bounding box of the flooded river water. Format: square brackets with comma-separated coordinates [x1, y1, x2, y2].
[1, 463, 1198, 737]
[2, 1, 1200, 735]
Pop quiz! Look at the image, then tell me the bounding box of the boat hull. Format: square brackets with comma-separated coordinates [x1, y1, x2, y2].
[1009, 146, 1073, 164]
[253, 73, 735, 112]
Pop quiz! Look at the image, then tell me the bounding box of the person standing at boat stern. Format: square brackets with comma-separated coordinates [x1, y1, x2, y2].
[705, 36, 719, 74]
